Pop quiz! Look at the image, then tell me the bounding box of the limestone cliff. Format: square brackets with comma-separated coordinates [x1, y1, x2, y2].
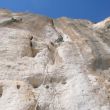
[0, 9, 110, 110]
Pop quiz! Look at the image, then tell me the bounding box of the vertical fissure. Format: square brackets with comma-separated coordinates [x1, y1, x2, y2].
[0, 85, 3, 97]
[50, 19, 64, 43]
[30, 36, 38, 57]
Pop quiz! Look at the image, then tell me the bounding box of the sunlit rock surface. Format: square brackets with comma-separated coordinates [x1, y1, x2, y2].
[0, 9, 110, 110]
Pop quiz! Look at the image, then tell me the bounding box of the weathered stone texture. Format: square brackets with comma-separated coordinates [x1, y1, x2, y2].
[0, 9, 110, 110]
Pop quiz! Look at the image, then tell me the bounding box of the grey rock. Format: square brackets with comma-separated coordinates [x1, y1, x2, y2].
[0, 9, 110, 110]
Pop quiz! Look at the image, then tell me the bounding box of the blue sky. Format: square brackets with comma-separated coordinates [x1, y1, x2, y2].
[0, 0, 110, 22]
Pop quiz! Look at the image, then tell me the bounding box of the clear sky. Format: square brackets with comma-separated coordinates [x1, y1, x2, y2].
[0, 0, 110, 22]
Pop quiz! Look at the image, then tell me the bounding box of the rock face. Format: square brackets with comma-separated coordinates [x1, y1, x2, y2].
[0, 9, 110, 110]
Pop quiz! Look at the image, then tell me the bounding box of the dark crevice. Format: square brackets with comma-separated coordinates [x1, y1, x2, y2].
[17, 85, 20, 89]
[50, 42, 54, 46]
[30, 36, 38, 57]
[0, 86, 3, 97]
[36, 105, 41, 110]
[45, 85, 49, 89]
[32, 85, 38, 89]
[26, 76, 42, 89]
[30, 36, 33, 40]
[30, 36, 33, 47]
